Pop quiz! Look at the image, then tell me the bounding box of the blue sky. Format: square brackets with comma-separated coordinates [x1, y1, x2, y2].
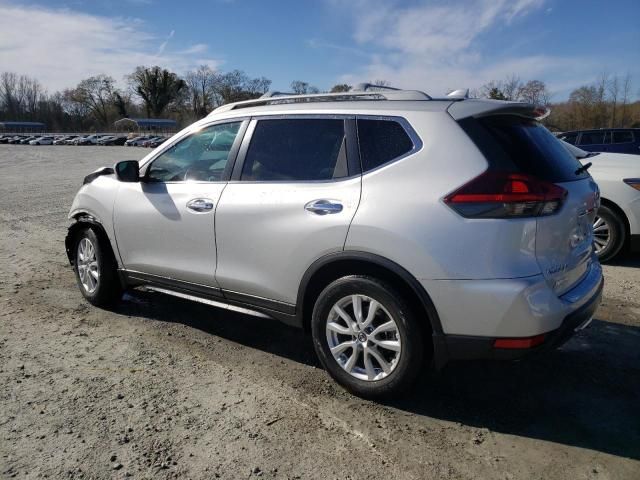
[1, 0, 638, 100]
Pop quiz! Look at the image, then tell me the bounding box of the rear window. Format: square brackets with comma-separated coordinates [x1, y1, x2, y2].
[461, 115, 588, 182]
[579, 131, 607, 145]
[612, 130, 634, 144]
[357, 119, 414, 172]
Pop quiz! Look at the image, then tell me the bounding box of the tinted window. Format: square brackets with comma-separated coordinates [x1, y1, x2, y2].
[241, 119, 346, 181]
[558, 132, 578, 145]
[357, 119, 414, 171]
[467, 116, 588, 182]
[578, 131, 606, 145]
[147, 122, 241, 182]
[612, 130, 634, 143]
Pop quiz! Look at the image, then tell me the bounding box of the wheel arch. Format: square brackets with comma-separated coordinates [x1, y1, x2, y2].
[296, 251, 447, 366]
[65, 213, 115, 266]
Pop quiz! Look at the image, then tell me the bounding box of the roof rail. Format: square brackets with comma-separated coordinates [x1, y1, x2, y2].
[351, 82, 401, 92]
[260, 91, 297, 98]
[211, 88, 432, 114]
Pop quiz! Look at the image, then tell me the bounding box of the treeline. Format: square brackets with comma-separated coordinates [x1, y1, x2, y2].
[1, 66, 638, 133]
[475, 73, 640, 131]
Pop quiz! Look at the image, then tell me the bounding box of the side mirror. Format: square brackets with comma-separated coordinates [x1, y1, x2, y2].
[115, 160, 140, 182]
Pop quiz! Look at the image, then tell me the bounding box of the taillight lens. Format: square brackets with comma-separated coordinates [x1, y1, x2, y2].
[444, 171, 567, 218]
[623, 178, 640, 191]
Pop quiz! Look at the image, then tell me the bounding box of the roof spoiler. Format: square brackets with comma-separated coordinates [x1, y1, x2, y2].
[448, 101, 550, 121]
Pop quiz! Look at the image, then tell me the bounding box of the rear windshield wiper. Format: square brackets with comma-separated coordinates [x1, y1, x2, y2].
[575, 162, 592, 175]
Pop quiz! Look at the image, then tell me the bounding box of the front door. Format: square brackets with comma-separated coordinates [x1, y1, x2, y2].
[113, 120, 247, 287]
[215, 117, 362, 306]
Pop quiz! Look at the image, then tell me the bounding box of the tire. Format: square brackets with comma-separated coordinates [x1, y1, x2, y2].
[311, 275, 424, 399]
[72, 227, 122, 307]
[593, 205, 626, 263]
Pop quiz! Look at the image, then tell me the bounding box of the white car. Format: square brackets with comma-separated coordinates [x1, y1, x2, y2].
[29, 136, 54, 145]
[66, 88, 604, 398]
[563, 141, 640, 261]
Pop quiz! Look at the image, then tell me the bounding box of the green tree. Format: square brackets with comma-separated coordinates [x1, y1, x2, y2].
[330, 84, 351, 93]
[129, 66, 186, 118]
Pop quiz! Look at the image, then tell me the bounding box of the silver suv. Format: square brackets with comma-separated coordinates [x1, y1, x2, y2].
[66, 86, 603, 398]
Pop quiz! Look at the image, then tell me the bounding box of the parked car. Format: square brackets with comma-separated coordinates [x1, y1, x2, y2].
[96, 135, 116, 145]
[7, 135, 26, 144]
[558, 128, 640, 155]
[66, 88, 603, 398]
[141, 136, 164, 147]
[0, 135, 11, 144]
[29, 136, 54, 145]
[74, 135, 102, 145]
[125, 135, 152, 147]
[54, 135, 77, 145]
[100, 136, 128, 146]
[562, 141, 640, 261]
[147, 137, 167, 148]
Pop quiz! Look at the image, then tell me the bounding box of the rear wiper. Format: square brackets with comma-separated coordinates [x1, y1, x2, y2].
[575, 162, 592, 175]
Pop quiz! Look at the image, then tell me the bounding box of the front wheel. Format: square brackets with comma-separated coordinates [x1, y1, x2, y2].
[73, 227, 121, 307]
[311, 276, 424, 399]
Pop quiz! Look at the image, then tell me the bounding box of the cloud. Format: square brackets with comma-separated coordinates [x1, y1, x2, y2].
[156, 29, 175, 56]
[329, 0, 603, 97]
[0, 2, 222, 92]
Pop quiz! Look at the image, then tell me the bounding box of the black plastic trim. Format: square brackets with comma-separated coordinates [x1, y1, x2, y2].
[120, 270, 298, 326]
[630, 234, 640, 253]
[65, 214, 109, 265]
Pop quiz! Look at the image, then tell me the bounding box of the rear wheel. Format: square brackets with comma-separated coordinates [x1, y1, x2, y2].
[73, 227, 121, 307]
[593, 205, 625, 262]
[311, 276, 424, 399]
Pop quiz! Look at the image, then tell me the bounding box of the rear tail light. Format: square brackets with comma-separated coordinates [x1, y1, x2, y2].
[494, 334, 546, 349]
[623, 178, 640, 191]
[444, 171, 567, 218]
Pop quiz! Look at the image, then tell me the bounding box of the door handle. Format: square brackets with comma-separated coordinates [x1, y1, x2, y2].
[186, 198, 214, 212]
[305, 199, 343, 215]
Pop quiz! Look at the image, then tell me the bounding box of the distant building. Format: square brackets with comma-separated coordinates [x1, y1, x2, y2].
[0, 121, 46, 132]
[114, 118, 178, 134]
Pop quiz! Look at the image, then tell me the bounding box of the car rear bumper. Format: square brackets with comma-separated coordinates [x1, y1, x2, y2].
[426, 260, 604, 365]
[440, 276, 602, 361]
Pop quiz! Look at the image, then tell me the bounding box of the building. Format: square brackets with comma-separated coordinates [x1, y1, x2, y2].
[0, 121, 46, 133]
[114, 118, 177, 134]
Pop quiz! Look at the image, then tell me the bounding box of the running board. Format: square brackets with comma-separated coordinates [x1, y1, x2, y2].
[141, 285, 272, 319]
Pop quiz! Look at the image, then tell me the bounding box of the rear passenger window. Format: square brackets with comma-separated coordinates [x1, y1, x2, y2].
[612, 130, 634, 143]
[578, 131, 606, 145]
[357, 119, 414, 172]
[241, 119, 347, 181]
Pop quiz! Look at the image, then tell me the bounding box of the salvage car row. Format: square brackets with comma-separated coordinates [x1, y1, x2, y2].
[0, 134, 168, 147]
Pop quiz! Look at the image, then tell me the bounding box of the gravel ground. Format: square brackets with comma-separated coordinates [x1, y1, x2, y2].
[1, 145, 639, 480]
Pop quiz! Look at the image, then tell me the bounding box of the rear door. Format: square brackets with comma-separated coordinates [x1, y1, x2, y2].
[610, 130, 635, 153]
[214, 116, 361, 307]
[477, 116, 600, 294]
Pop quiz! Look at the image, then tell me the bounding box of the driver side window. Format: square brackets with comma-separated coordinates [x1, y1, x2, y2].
[146, 122, 242, 182]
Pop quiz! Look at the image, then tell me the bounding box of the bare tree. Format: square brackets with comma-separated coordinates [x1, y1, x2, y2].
[519, 80, 551, 105]
[290, 80, 319, 94]
[185, 65, 217, 118]
[69, 75, 116, 127]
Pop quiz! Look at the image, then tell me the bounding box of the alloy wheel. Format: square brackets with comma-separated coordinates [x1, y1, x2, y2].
[325, 294, 401, 381]
[593, 215, 610, 254]
[77, 237, 99, 294]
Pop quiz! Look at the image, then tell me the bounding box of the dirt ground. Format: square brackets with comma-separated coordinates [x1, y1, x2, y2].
[1, 145, 639, 480]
